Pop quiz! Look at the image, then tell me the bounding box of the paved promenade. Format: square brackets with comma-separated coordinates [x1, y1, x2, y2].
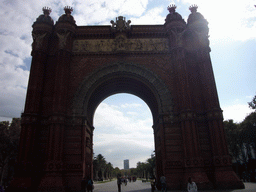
[93, 180, 256, 192]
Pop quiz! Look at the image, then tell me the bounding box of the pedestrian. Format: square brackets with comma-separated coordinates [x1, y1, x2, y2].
[125, 177, 127, 186]
[81, 177, 87, 192]
[160, 175, 166, 192]
[150, 176, 156, 192]
[87, 177, 93, 192]
[117, 175, 122, 192]
[187, 177, 197, 192]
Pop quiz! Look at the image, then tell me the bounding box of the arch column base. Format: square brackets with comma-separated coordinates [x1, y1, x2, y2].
[6, 177, 33, 192]
[37, 173, 65, 192]
[182, 168, 214, 190]
[214, 167, 244, 189]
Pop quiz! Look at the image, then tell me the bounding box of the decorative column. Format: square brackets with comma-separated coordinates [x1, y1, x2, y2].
[186, 5, 244, 189]
[163, 5, 187, 189]
[164, 4, 212, 189]
[38, 6, 77, 192]
[9, 7, 54, 191]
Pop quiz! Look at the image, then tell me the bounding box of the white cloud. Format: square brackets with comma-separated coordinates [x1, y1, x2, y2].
[121, 103, 142, 108]
[130, 6, 165, 24]
[127, 111, 139, 116]
[0, 85, 26, 118]
[179, 0, 256, 41]
[94, 134, 153, 168]
[72, 0, 149, 25]
[222, 104, 254, 123]
[246, 95, 254, 100]
[94, 102, 154, 168]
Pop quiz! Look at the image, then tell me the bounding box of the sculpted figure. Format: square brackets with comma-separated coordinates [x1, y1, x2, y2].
[32, 33, 46, 50]
[57, 32, 70, 49]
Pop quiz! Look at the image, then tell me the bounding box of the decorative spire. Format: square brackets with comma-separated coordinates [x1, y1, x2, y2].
[64, 6, 73, 15]
[189, 4, 198, 13]
[167, 4, 177, 14]
[42, 7, 52, 16]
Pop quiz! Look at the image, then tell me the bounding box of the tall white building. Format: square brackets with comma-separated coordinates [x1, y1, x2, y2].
[124, 159, 129, 170]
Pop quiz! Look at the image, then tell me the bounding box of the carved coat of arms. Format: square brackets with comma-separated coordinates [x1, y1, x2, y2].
[110, 16, 131, 32]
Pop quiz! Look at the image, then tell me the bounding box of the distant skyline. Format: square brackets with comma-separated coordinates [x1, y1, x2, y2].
[0, 0, 255, 169]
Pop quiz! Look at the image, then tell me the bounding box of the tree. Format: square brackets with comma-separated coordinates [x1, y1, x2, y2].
[248, 95, 256, 111]
[0, 118, 21, 187]
[240, 113, 256, 152]
[113, 167, 121, 177]
[239, 112, 256, 181]
[146, 154, 155, 178]
[93, 154, 114, 180]
[105, 162, 114, 179]
[223, 120, 242, 163]
[224, 112, 256, 182]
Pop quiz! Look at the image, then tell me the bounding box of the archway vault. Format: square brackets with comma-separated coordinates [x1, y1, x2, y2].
[72, 62, 173, 125]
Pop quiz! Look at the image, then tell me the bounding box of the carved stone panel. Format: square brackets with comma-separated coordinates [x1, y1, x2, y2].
[73, 36, 169, 53]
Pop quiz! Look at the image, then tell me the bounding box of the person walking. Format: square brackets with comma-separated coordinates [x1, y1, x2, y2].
[150, 176, 156, 192]
[117, 175, 122, 192]
[160, 175, 166, 192]
[187, 177, 197, 192]
[81, 177, 87, 192]
[87, 177, 93, 192]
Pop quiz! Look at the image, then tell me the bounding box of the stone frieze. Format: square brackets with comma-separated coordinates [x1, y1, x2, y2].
[73, 36, 169, 53]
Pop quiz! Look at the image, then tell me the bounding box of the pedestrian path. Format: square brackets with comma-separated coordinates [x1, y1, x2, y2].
[93, 180, 151, 192]
[93, 181, 256, 192]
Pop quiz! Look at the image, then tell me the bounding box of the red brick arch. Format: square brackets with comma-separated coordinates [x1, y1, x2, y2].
[72, 62, 173, 124]
[9, 6, 244, 192]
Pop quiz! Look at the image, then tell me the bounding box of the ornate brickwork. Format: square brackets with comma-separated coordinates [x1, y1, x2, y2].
[10, 4, 244, 192]
[73, 37, 169, 53]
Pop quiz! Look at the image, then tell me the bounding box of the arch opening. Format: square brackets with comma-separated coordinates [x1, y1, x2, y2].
[72, 63, 170, 184]
[88, 74, 159, 125]
[93, 93, 154, 170]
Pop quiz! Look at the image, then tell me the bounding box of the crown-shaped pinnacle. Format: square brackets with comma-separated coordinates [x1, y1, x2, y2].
[189, 4, 198, 13]
[42, 7, 52, 16]
[64, 6, 73, 15]
[167, 4, 177, 13]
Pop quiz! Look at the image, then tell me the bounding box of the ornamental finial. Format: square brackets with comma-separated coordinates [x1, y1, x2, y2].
[64, 6, 73, 15]
[167, 4, 177, 13]
[42, 7, 52, 16]
[189, 4, 198, 13]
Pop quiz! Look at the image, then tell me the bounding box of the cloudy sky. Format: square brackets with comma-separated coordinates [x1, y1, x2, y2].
[0, 0, 255, 168]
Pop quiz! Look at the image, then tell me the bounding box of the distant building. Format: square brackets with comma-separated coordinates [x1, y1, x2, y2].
[124, 159, 129, 170]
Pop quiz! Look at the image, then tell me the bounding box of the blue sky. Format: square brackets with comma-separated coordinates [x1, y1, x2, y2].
[0, 0, 255, 168]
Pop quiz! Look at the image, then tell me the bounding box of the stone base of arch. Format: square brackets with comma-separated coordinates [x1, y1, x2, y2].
[163, 167, 244, 190]
[214, 167, 245, 189]
[181, 168, 214, 190]
[37, 173, 65, 192]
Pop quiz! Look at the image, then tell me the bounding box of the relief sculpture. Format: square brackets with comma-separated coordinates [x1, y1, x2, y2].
[73, 37, 169, 53]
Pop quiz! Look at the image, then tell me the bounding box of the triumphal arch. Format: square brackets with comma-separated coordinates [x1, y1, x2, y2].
[10, 4, 244, 191]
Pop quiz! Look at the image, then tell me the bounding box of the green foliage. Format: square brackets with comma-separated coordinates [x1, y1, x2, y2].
[0, 118, 21, 186]
[240, 112, 256, 153]
[136, 153, 155, 179]
[248, 95, 256, 111]
[223, 120, 242, 162]
[93, 154, 114, 180]
[224, 111, 256, 181]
